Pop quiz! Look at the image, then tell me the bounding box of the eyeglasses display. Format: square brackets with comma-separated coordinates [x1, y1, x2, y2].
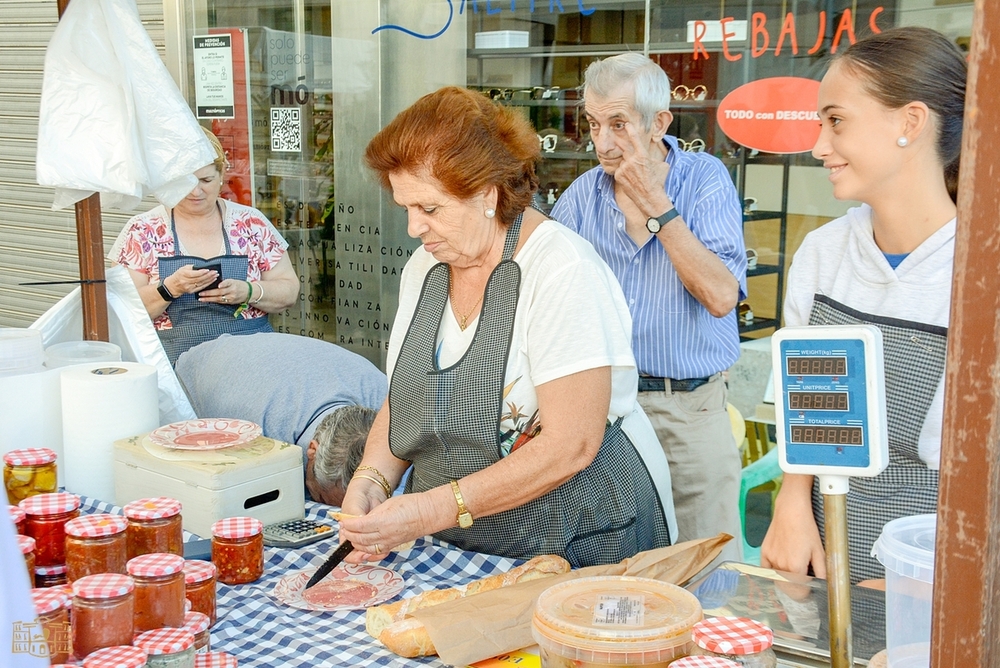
[671, 84, 708, 101]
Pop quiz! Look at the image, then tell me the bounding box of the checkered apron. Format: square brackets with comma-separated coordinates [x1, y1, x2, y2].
[389, 213, 671, 567]
[808, 295, 945, 583]
[157, 208, 272, 365]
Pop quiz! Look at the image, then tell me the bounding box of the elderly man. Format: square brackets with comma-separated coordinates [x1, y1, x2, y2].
[551, 53, 747, 560]
[175, 332, 387, 505]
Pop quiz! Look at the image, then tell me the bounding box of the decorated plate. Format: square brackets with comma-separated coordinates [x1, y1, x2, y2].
[147, 419, 263, 450]
[272, 564, 405, 612]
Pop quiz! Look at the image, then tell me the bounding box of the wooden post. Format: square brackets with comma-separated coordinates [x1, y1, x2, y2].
[56, 0, 109, 341]
[932, 1, 1000, 665]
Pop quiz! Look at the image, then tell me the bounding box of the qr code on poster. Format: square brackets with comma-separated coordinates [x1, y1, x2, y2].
[271, 107, 301, 152]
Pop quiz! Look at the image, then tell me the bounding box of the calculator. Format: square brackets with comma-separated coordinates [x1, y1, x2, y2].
[262, 518, 337, 548]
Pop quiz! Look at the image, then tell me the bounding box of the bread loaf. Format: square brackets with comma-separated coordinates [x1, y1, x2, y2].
[366, 553, 570, 657]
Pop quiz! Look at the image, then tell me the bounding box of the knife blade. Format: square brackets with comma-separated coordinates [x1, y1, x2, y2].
[304, 539, 354, 590]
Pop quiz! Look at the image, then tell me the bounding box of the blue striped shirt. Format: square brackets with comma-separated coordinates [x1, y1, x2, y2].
[551, 135, 747, 379]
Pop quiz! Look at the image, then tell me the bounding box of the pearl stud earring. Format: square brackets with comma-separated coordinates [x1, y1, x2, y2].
[485, 208, 496, 218]
[897, 136, 909, 147]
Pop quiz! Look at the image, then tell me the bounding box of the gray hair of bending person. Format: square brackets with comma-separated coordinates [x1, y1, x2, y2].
[311, 405, 377, 492]
[583, 52, 672, 132]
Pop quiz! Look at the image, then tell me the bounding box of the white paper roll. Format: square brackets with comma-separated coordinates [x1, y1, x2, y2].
[0, 368, 64, 487]
[61, 362, 159, 501]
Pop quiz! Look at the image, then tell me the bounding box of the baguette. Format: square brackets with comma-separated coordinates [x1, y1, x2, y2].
[367, 554, 570, 658]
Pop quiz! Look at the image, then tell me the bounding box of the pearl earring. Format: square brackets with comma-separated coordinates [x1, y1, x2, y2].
[897, 136, 909, 147]
[485, 208, 496, 218]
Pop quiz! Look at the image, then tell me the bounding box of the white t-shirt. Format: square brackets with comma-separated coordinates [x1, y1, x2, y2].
[784, 205, 955, 468]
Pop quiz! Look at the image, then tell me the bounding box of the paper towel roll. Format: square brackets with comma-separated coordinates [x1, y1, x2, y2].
[0, 367, 64, 487]
[61, 363, 159, 501]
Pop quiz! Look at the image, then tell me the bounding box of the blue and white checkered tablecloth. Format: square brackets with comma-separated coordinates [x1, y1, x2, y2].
[79, 496, 520, 667]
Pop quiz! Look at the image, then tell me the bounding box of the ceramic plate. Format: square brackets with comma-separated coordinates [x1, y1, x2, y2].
[272, 564, 405, 612]
[147, 419, 262, 450]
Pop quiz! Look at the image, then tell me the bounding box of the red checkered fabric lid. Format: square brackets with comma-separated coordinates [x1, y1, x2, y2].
[184, 611, 211, 634]
[31, 587, 70, 614]
[693, 616, 774, 655]
[81, 645, 148, 668]
[194, 652, 238, 668]
[3, 447, 57, 466]
[20, 491, 80, 516]
[66, 513, 128, 538]
[183, 559, 217, 584]
[17, 534, 35, 554]
[35, 563, 68, 576]
[669, 656, 742, 667]
[127, 552, 185, 578]
[123, 496, 182, 520]
[211, 516, 263, 539]
[59, 584, 74, 606]
[134, 628, 195, 655]
[73, 573, 135, 599]
[9, 504, 26, 524]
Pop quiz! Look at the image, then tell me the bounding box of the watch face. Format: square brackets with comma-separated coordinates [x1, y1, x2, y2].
[646, 218, 661, 234]
[458, 513, 473, 529]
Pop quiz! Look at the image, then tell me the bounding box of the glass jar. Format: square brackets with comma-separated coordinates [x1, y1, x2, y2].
[17, 534, 35, 583]
[35, 563, 68, 588]
[193, 652, 238, 668]
[127, 552, 186, 633]
[20, 491, 80, 566]
[691, 617, 778, 668]
[9, 503, 26, 534]
[81, 645, 148, 668]
[124, 497, 184, 560]
[671, 658, 741, 668]
[183, 560, 217, 625]
[211, 517, 264, 585]
[72, 573, 136, 659]
[65, 513, 128, 582]
[4, 447, 57, 504]
[30, 587, 71, 663]
[183, 611, 211, 653]
[134, 627, 196, 668]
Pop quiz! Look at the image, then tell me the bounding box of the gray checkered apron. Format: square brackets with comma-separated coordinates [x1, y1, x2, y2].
[156, 206, 272, 365]
[808, 295, 945, 583]
[389, 213, 671, 567]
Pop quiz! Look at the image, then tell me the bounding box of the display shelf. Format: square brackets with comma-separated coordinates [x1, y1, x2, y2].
[747, 264, 781, 278]
[739, 317, 780, 335]
[744, 210, 784, 222]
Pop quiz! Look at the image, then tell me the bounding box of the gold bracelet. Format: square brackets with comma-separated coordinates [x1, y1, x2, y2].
[353, 474, 391, 498]
[355, 465, 392, 495]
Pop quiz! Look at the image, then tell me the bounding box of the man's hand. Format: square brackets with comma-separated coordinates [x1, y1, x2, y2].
[761, 474, 827, 578]
[612, 122, 673, 219]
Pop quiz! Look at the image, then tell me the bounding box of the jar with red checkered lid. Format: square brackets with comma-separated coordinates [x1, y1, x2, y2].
[194, 651, 238, 668]
[210, 517, 263, 585]
[31, 587, 71, 663]
[183, 559, 217, 624]
[691, 616, 777, 667]
[4, 447, 57, 503]
[183, 611, 211, 653]
[134, 627, 196, 668]
[35, 563, 68, 588]
[72, 573, 136, 659]
[81, 645, 148, 668]
[20, 491, 80, 566]
[17, 534, 35, 582]
[124, 497, 183, 559]
[127, 552, 186, 633]
[66, 513, 129, 582]
[9, 503, 26, 533]
[670, 657, 742, 668]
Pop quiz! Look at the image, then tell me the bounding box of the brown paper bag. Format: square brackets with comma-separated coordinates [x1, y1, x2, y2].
[410, 534, 731, 666]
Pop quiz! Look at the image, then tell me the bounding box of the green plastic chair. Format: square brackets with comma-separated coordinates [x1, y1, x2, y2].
[739, 448, 781, 565]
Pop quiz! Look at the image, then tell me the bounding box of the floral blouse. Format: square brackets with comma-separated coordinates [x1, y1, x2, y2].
[108, 201, 288, 330]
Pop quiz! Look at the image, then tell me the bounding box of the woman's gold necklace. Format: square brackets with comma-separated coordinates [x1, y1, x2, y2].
[449, 268, 484, 331]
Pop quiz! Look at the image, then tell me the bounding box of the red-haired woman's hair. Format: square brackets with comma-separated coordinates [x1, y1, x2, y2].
[364, 87, 540, 226]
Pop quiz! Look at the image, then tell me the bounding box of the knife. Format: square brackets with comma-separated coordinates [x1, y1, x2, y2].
[304, 540, 354, 590]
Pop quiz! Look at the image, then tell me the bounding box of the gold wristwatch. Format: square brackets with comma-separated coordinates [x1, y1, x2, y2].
[450, 480, 474, 529]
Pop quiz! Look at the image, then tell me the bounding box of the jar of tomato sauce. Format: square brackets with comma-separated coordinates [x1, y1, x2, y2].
[65, 513, 128, 582]
[4, 447, 57, 504]
[72, 573, 135, 659]
[35, 563, 68, 588]
[134, 627, 196, 668]
[30, 587, 71, 663]
[124, 497, 183, 560]
[183, 560, 217, 625]
[17, 534, 35, 583]
[20, 491, 80, 566]
[183, 611, 211, 653]
[211, 517, 264, 585]
[9, 503, 26, 534]
[81, 645, 148, 668]
[127, 552, 186, 633]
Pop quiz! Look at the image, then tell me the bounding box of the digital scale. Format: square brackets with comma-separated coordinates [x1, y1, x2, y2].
[772, 325, 890, 668]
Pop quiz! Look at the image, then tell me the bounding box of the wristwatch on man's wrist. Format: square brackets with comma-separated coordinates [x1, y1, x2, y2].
[156, 282, 176, 302]
[646, 207, 680, 234]
[450, 480, 474, 529]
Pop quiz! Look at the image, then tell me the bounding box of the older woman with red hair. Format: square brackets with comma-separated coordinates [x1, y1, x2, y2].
[336, 87, 676, 567]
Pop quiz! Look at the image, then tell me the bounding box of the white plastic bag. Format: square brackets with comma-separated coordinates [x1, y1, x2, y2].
[36, 0, 215, 211]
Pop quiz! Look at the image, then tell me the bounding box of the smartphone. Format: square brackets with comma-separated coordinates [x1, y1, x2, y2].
[262, 518, 337, 549]
[194, 262, 222, 296]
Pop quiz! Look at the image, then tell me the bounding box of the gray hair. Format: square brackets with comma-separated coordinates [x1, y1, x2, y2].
[312, 405, 377, 493]
[583, 53, 672, 131]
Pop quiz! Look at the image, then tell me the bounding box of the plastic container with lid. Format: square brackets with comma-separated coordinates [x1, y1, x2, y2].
[17, 534, 35, 582]
[31, 587, 71, 663]
[211, 517, 264, 585]
[531, 576, 703, 668]
[72, 573, 136, 659]
[872, 513, 936, 668]
[45, 340, 122, 368]
[65, 513, 129, 582]
[183, 611, 212, 653]
[20, 491, 80, 566]
[125, 497, 184, 559]
[0, 327, 45, 377]
[183, 559, 217, 624]
[670, 657, 741, 667]
[134, 627, 197, 668]
[690, 617, 777, 668]
[81, 645, 148, 668]
[35, 563, 68, 588]
[127, 552, 187, 633]
[4, 447, 58, 504]
[194, 652, 238, 668]
[9, 503, 26, 533]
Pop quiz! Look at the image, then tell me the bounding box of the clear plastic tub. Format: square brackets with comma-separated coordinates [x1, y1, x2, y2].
[531, 576, 702, 668]
[872, 513, 936, 668]
[0, 328, 44, 377]
[45, 340, 122, 368]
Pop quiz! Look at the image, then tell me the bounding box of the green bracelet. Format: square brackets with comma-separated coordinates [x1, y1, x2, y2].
[234, 280, 253, 318]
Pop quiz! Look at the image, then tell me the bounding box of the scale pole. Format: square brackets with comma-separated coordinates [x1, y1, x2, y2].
[823, 487, 853, 668]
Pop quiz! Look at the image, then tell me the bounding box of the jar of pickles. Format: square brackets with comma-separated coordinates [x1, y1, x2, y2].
[9, 503, 26, 533]
[194, 651, 238, 668]
[127, 552, 186, 633]
[134, 627, 196, 668]
[4, 447, 57, 504]
[690, 617, 778, 668]
[20, 491, 80, 566]
[211, 517, 264, 585]
[17, 534, 35, 582]
[35, 563, 68, 588]
[30, 587, 71, 663]
[65, 513, 128, 582]
[183, 611, 211, 653]
[72, 573, 136, 659]
[124, 497, 183, 559]
[183, 560, 217, 625]
[81, 645, 148, 668]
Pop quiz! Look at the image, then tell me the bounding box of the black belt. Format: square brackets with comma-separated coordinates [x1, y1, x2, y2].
[637, 376, 711, 393]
